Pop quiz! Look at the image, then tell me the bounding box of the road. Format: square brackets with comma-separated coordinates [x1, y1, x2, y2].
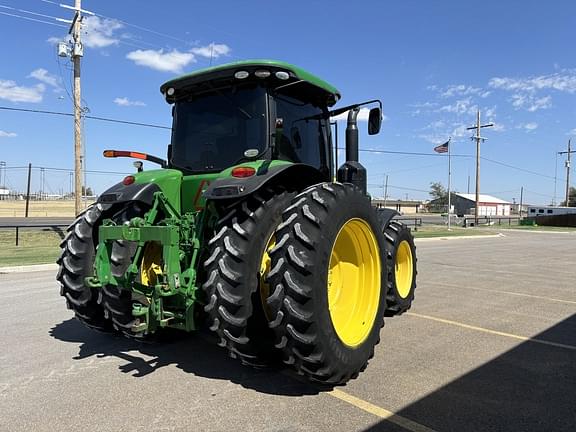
[1, 230, 575, 432]
[0, 217, 73, 227]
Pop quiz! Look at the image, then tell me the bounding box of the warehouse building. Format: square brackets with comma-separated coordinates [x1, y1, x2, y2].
[371, 198, 424, 215]
[452, 193, 511, 217]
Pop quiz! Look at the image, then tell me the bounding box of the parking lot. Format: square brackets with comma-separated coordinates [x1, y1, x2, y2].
[1, 229, 575, 432]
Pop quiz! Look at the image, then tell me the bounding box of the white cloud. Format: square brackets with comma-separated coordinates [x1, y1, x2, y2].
[492, 123, 505, 132]
[451, 124, 469, 138]
[47, 36, 68, 45]
[28, 68, 60, 89]
[440, 84, 490, 99]
[126, 48, 195, 73]
[191, 43, 231, 59]
[516, 122, 538, 132]
[489, 70, 576, 93]
[438, 98, 477, 115]
[0, 130, 17, 138]
[511, 94, 551, 112]
[409, 101, 438, 115]
[330, 108, 386, 123]
[419, 133, 448, 144]
[0, 80, 44, 103]
[83, 16, 123, 48]
[114, 97, 146, 107]
[568, 128, 576, 136]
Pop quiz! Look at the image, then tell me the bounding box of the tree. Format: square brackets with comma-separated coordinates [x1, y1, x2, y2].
[81, 186, 94, 196]
[561, 187, 576, 207]
[429, 181, 448, 205]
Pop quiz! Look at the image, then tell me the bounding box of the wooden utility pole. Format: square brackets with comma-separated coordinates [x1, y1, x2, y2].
[72, 0, 83, 216]
[519, 186, 523, 217]
[466, 110, 493, 226]
[383, 174, 389, 208]
[559, 139, 574, 206]
[25, 163, 32, 218]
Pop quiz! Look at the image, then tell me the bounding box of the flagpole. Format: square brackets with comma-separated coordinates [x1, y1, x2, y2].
[447, 137, 452, 231]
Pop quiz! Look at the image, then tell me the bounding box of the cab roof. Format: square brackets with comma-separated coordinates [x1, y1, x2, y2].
[160, 59, 341, 107]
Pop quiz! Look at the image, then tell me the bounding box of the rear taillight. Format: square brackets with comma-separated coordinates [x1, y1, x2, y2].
[231, 167, 256, 178]
[122, 175, 135, 185]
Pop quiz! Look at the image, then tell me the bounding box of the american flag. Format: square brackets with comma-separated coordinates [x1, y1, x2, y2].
[434, 139, 450, 153]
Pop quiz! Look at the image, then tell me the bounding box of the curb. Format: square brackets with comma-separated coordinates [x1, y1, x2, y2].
[0, 263, 58, 274]
[415, 233, 505, 242]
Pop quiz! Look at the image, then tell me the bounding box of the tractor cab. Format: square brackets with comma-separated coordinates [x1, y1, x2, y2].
[160, 60, 341, 180]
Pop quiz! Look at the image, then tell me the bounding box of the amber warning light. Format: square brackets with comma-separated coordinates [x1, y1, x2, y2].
[103, 150, 167, 168]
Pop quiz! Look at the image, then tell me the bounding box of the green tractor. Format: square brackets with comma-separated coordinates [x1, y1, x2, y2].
[57, 60, 417, 385]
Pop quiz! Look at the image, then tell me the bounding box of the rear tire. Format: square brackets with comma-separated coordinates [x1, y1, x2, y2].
[383, 221, 417, 317]
[202, 188, 295, 367]
[57, 204, 113, 332]
[267, 183, 386, 385]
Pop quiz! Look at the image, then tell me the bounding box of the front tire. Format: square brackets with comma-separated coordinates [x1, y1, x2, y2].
[267, 183, 386, 385]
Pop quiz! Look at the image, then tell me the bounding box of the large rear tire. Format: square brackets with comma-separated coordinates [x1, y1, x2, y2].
[57, 204, 112, 331]
[267, 183, 386, 385]
[202, 188, 295, 367]
[383, 220, 417, 317]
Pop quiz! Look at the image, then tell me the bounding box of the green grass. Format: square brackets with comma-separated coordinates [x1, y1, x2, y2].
[0, 229, 63, 266]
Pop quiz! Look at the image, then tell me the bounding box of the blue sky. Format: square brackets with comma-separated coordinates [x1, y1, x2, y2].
[0, 0, 575, 205]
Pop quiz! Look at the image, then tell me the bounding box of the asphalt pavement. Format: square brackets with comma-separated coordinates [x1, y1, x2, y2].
[1, 230, 575, 432]
[0, 217, 73, 227]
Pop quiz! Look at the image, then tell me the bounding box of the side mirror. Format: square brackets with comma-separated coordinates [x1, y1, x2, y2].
[368, 107, 382, 135]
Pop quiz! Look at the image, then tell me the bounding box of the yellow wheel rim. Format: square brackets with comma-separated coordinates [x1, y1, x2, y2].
[140, 242, 163, 287]
[395, 240, 413, 299]
[259, 234, 276, 321]
[327, 218, 381, 347]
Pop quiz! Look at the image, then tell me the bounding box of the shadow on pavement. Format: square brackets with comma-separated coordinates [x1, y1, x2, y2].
[364, 313, 576, 432]
[49, 317, 322, 396]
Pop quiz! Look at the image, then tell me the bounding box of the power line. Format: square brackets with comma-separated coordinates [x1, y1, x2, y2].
[3, 165, 127, 175]
[337, 147, 473, 158]
[0, 106, 171, 130]
[0, 3, 64, 21]
[37, 0, 190, 47]
[0, 9, 66, 27]
[480, 156, 556, 180]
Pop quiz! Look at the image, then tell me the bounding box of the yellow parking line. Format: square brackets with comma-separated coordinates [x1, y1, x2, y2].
[328, 389, 438, 432]
[407, 312, 576, 351]
[428, 281, 576, 305]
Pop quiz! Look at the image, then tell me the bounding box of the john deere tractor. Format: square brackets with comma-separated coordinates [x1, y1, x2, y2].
[57, 60, 417, 385]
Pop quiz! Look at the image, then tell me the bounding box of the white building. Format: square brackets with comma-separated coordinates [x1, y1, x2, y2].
[452, 193, 511, 217]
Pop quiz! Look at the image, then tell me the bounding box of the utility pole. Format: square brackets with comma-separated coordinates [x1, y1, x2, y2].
[519, 186, 523, 218]
[559, 139, 574, 206]
[0, 161, 5, 188]
[383, 174, 389, 208]
[72, 0, 83, 215]
[58, 1, 92, 214]
[466, 110, 493, 226]
[25, 163, 32, 218]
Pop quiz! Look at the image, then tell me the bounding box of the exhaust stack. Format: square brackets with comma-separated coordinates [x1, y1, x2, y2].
[337, 108, 367, 194]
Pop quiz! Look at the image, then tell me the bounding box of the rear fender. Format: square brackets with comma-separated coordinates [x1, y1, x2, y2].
[97, 169, 182, 210]
[203, 163, 325, 200]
